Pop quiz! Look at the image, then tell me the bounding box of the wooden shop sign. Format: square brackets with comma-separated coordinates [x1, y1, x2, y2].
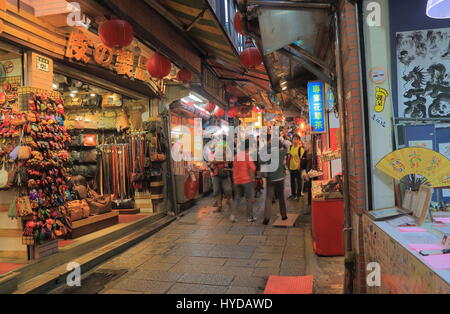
[64, 29, 165, 95]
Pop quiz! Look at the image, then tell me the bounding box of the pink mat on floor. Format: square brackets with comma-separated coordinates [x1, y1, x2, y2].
[408, 243, 445, 251]
[0, 263, 26, 276]
[119, 214, 146, 224]
[58, 240, 76, 248]
[264, 275, 314, 294]
[398, 227, 427, 232]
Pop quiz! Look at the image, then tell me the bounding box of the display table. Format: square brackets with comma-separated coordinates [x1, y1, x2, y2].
[363, 214, 450, 293]
[311, 198, 344, 256]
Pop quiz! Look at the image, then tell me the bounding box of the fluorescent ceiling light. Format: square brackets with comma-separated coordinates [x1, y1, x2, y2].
[427, 0, 450, 18]
[188, 94, 203, 103]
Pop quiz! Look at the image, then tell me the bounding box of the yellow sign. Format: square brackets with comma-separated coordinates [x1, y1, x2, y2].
[374, 87, 388, 112]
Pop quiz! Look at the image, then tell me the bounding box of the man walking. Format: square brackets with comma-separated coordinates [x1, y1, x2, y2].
[287, 134, 305, 201]
[230, 139, 256, 223]
[208, 142, 232, 213]
[262, 135, 288, 225]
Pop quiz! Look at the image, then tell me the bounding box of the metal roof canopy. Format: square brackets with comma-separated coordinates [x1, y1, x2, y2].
[257, 8, 330, 56]
[251, 1, 334, 109]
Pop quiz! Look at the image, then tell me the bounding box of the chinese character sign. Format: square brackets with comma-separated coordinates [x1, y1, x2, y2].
[308, 81, 326, 133]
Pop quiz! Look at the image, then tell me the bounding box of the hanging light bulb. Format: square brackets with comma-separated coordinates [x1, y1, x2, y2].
[427, 0, 450, 19]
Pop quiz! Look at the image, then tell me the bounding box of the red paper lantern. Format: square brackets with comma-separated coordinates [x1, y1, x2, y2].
[234, 12, 245, 35]
[147, 53, 172, 79]
[240, 47, 262, 69]
[215, 108, 225, 117]
[205, 102, 216, 112]
[176, 68, 192, 84]
[227, 106, 239, 118]
[99, 19, 134, 49]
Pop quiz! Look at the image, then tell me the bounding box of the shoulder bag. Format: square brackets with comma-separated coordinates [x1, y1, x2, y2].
[86, 188, 112, 215]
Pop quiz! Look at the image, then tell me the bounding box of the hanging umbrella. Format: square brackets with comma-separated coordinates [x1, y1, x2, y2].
[376, 147, 450, 188]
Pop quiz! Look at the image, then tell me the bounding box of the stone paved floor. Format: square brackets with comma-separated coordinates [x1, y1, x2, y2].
[94, 188, 344, 294]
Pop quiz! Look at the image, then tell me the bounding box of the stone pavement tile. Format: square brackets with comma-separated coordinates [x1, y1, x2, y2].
[138, 261, 176, 271]
[199, 237, 242, 245]
[173, 243, 216, 250]
[288, 228, 303, 235]
[278, 269, 305, 276]
[208, 250, 253, 259]
[111, 278, 173, 293]
[252, 267, 280, 277]
[239, 235, 267, 246]
[169, 263, 222, 274]
[251, 252, 283, 260]
[224, 258, 257, 267]
[167, 283, 227, 294]
[255, 246, 284, 254]
[281, 255, 305, 262]
[216, 266, 255, 276]
[231, 275, 267, 290]
[166, 248, 212, 257]
[255, 259, 281, 268]
[264, 239, 286, 247]
[178, 273, 234, 286]
[179, 256, 227, 266]
[148, 255, 184, 264]
[129, 270, 183, 282]
[174, 237, 204, 244]
[262, 228, 288, 236]
[212, 244, 257, 252]
[228, 226, 264, 235]
[226, 286, 262, 294]
[102, 289, 144, 294]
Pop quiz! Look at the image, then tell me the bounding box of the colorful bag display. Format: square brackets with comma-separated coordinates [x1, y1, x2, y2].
[86, 188, 112, 215]
[67, 200, 90, 221]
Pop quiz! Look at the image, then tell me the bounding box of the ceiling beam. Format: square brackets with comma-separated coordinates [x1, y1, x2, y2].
[278, 48, 332, 85]
[247, 1, 332, 10]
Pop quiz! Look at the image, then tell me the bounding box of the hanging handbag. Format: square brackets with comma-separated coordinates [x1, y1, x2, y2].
[99, 110, 117, 130]
[18, 146, 32, 161]
[16, 195, 33, 217]
[86, 188, 112, 215]
[67, 199, 90, 221]
[0, 162, 9, 189]
[116, 110, 130, 132]
[81, 149, 98, 163]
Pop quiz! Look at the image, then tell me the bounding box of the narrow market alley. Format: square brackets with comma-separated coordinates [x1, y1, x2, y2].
[51, 193, 343, 294]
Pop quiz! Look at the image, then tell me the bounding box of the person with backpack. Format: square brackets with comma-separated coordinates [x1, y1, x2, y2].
[261, 134, 288, 225]
[208, 142, 232, 213]
[287, 134, 306, 201]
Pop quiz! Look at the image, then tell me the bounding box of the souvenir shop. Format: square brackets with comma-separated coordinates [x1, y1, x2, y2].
[0, 25, 170, 261]
[358, 0, 450, 293]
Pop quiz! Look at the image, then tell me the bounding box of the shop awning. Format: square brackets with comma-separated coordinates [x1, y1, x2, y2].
[153, 0, 242, 69]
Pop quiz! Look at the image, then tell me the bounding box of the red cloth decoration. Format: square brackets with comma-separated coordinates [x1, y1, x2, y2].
[99, 19, 134, 49]
[176, 68, 192, 84]
[240, 47, 262, 69]
[147, 53, 172, 79]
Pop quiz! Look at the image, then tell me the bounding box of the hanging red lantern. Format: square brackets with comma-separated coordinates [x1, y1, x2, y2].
[205, 102, 216, 112]
[227, 106, 239, 118]
[176, 68, 192, 84]
[234, 12, 245, 35]
[146, 52, 172, 79]
[215, 107, 225, 117]
[99, 19, 134, 49]
[240, 47, 262, 69]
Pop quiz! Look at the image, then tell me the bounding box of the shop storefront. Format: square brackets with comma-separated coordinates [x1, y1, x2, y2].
[168, 92, 214, 213]
[359, 0, 450, 293]
[0, 4, 174, 262]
